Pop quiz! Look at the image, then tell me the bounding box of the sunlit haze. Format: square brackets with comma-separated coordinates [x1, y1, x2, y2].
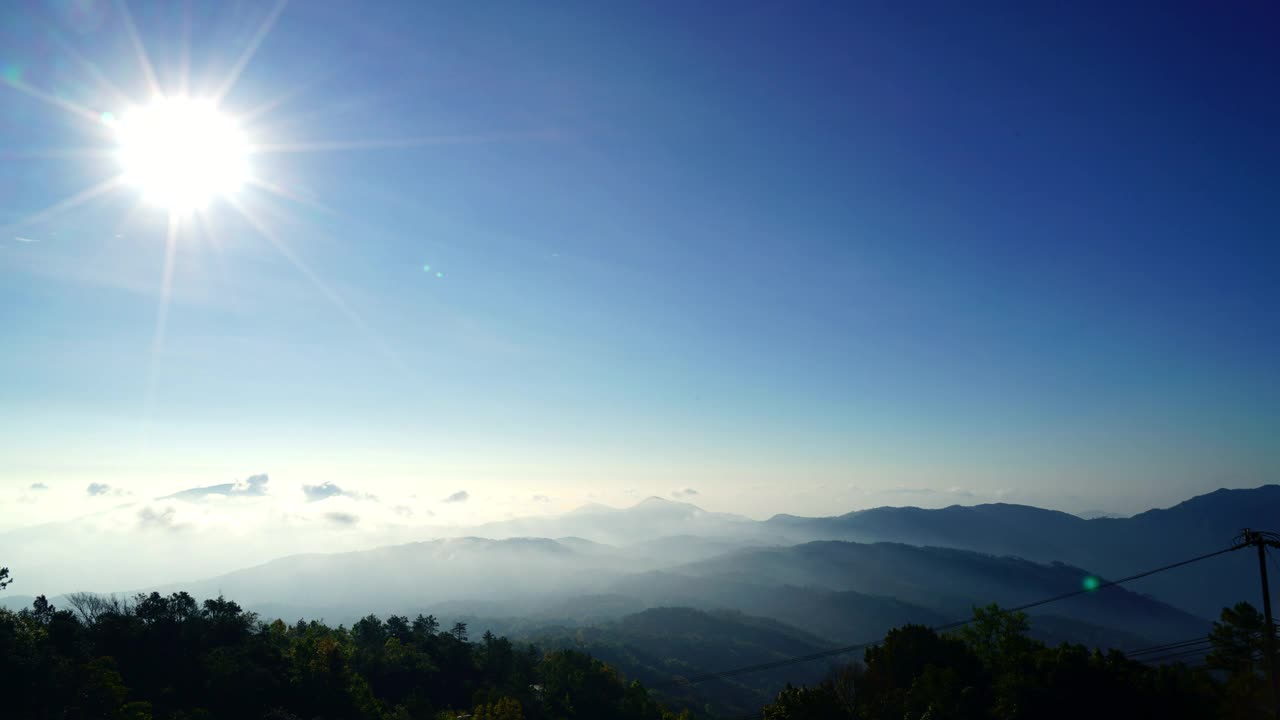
[4, 7, 1280, 719]
[2, 2, 1277, 595]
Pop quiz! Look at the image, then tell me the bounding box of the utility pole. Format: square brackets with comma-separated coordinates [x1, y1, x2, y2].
[1239, 529, 1280, 719]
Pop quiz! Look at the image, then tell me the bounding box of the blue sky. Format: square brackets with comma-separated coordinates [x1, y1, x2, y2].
[1, 1, 1277, 529]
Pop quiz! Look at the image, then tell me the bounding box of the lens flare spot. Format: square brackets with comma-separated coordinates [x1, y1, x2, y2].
[436, 271, 443, 278]
[1082, 575, 1101, 591]
[422, 264, 431, 272]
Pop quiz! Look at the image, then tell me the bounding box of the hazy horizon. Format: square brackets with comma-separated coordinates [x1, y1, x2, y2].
[4, 2, 1278, 582]
[5, 469, 1270, 537]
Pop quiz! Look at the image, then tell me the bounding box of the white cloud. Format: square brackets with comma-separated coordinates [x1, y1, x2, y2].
[137, 505, 185, 531]
[301, 481, 377, 503]
[302, 482, 344, 502]
[163, 474, 270, 501]
[325, 511, 359, 526]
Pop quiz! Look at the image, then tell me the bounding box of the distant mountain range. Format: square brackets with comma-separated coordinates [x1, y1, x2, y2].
[97, 531, 1202, 649]
[4, 484, 1276, 656]
[465, 496, 783, 546]
[445, 485, 1279, 618]
[761, 485, 1280, 617]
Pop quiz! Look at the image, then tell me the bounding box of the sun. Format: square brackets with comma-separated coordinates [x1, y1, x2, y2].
[114, 96, 250, 212]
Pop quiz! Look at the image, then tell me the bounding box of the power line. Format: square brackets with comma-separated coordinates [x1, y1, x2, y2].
[657, 543, 1242, 689]
[1124, 636, 1212, 658]
[1138, 645, 1217, 664]
[1183, 652, 1263, 673]
[1123, 629, 1280, 668]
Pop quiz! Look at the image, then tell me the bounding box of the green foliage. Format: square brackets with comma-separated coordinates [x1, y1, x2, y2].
[1207, 602, 1274, 719]
[762, 605, 1241, 720]
[526, 606, 834, 717]
[470, 696, 524, 720]
[0, 592, 688, 720]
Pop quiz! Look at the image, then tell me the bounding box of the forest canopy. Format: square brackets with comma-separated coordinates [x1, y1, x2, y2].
[0, 586, 1273, 720]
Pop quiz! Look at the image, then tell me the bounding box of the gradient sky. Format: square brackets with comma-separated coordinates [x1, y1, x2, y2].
[2, 1, 1278, 532]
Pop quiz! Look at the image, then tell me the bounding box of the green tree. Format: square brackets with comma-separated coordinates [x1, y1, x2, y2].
[955, 604, 1034, 718]
[856, 624, 988, 720]
[413, 614, 440, 637]
[1208, 602, 1272, 720]
[762, 682, 850, 719]
[471, 697, 524, 720]
[77, 656, 129, 719]
[1208, 602, 1267, 675]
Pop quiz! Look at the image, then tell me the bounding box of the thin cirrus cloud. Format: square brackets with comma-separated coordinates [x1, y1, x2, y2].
[671, 488, 699, 499]
[442, 490, 469, 503]
[30, 482, 49, 491]
[86, 482, 127, 497]
[532, 494, 551, 503]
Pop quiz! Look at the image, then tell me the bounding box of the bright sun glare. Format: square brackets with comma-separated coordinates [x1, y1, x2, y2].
[115, 96, 249, 211]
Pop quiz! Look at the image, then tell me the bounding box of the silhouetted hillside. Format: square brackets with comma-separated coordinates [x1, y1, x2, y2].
[766, 485, 1280, 616]
[669, 541, 1206, 642]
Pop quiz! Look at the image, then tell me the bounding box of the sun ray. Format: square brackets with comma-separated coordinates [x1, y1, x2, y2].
[235, 80, 314, 127]
[225, 195, 360, 321]
[116, 0, 162, 97]
[47, 29, 136, 111]
[246, 176, 335, 215]
[0, 76, 112, 127]
[212, 0, 289, 107]
[152, 212, 181, 356]
[225, 195, 417, 381]
[248, 130, 559, 154]
[141, 212, 181, 431]
[0, 175, 126, 235]
[0, 147, 116, 161]
[192, 207, 225, 257]
[179, 0, 193, 96]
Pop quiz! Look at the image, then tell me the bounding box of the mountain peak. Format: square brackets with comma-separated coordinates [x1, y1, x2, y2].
[632, 496, 705, 515]
[637, 496, 674, 506]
